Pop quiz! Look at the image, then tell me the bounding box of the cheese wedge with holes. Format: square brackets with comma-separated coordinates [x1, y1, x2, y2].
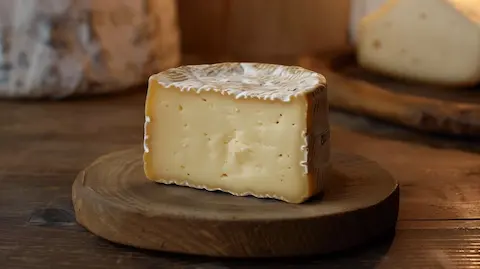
[143, 63, 330, 204]
[357, 0, 480, 86]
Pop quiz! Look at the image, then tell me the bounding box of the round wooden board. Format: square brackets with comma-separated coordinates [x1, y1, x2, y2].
[300, 50, 480, 137]
[72, 148, 399, 258]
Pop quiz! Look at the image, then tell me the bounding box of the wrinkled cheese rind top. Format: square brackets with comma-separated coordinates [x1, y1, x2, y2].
[149, 62, 326, 102]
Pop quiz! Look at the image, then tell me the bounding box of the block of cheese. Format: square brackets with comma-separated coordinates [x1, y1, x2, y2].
[143, 63, 330, 204]
[0, 0, 180, 99]
[356, 0, 480, 86]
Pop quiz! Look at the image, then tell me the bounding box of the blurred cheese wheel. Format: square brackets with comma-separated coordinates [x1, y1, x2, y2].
[0, 0, 181, 99]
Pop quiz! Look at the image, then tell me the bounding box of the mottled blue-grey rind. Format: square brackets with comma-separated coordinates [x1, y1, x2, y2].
[0, 0, 180, 99]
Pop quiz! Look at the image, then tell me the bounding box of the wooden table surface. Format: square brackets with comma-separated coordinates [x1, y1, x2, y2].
[1, 88, 480, 269]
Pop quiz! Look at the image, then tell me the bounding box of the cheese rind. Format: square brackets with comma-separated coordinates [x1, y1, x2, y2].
[144, 63, 330, 204]
[356, 0, 480, 86]
[152, 63, 324, 102]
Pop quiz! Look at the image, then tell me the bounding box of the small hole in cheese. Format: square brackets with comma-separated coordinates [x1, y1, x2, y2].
[187, 173, 190, 176]
[180, 165, 185, 169]
[276, 121, 279, 124]
[202, 98, 207, 102]
[278, 154, 283, 157]
[221, 173, 228, 177]
[178, 105, 183, 111]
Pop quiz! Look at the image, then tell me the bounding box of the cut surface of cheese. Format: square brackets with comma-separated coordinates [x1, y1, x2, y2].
[144, 63, 330, 204]
[356, 0, 480, 86]
[0, 0, 180, 99]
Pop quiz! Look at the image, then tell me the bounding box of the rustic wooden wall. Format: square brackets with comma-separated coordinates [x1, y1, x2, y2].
[177, 0, 351, 60]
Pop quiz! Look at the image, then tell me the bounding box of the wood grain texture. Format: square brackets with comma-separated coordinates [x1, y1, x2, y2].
[0, 90, 145, 175]
[1, 173, 479, 268]
[2, 221, 480, 269]
[177, 0, 350, 59]
[72, 148, 399, 257]
[301, 51, 480, 136]
[331, 124, 480, 221]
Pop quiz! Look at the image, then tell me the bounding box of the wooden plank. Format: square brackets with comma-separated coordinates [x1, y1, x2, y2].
[330, 111, 480, 154]
[177, 0, 229, 56]
[0, 140, 141, 175]
[0, 171, 477, 269]
[398, 220, 480, 230]
[0, 174, 74, 220]
[227, 0, 350, 58]
[331, 124, 480, 220]
[0, 91, 145, 175]
[1, 221, 480, 268]
[1, 173, 478, 268]
[177, 0, 350, 58]
[0, 170, 478, 227]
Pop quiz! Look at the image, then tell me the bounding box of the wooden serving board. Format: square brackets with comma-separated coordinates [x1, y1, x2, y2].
[301, 50, 480, 137]
[72, 148, 399, 258]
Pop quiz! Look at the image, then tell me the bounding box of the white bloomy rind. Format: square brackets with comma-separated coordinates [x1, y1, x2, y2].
[148, 62, 326, 102]
[143, 116, 151, 153]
